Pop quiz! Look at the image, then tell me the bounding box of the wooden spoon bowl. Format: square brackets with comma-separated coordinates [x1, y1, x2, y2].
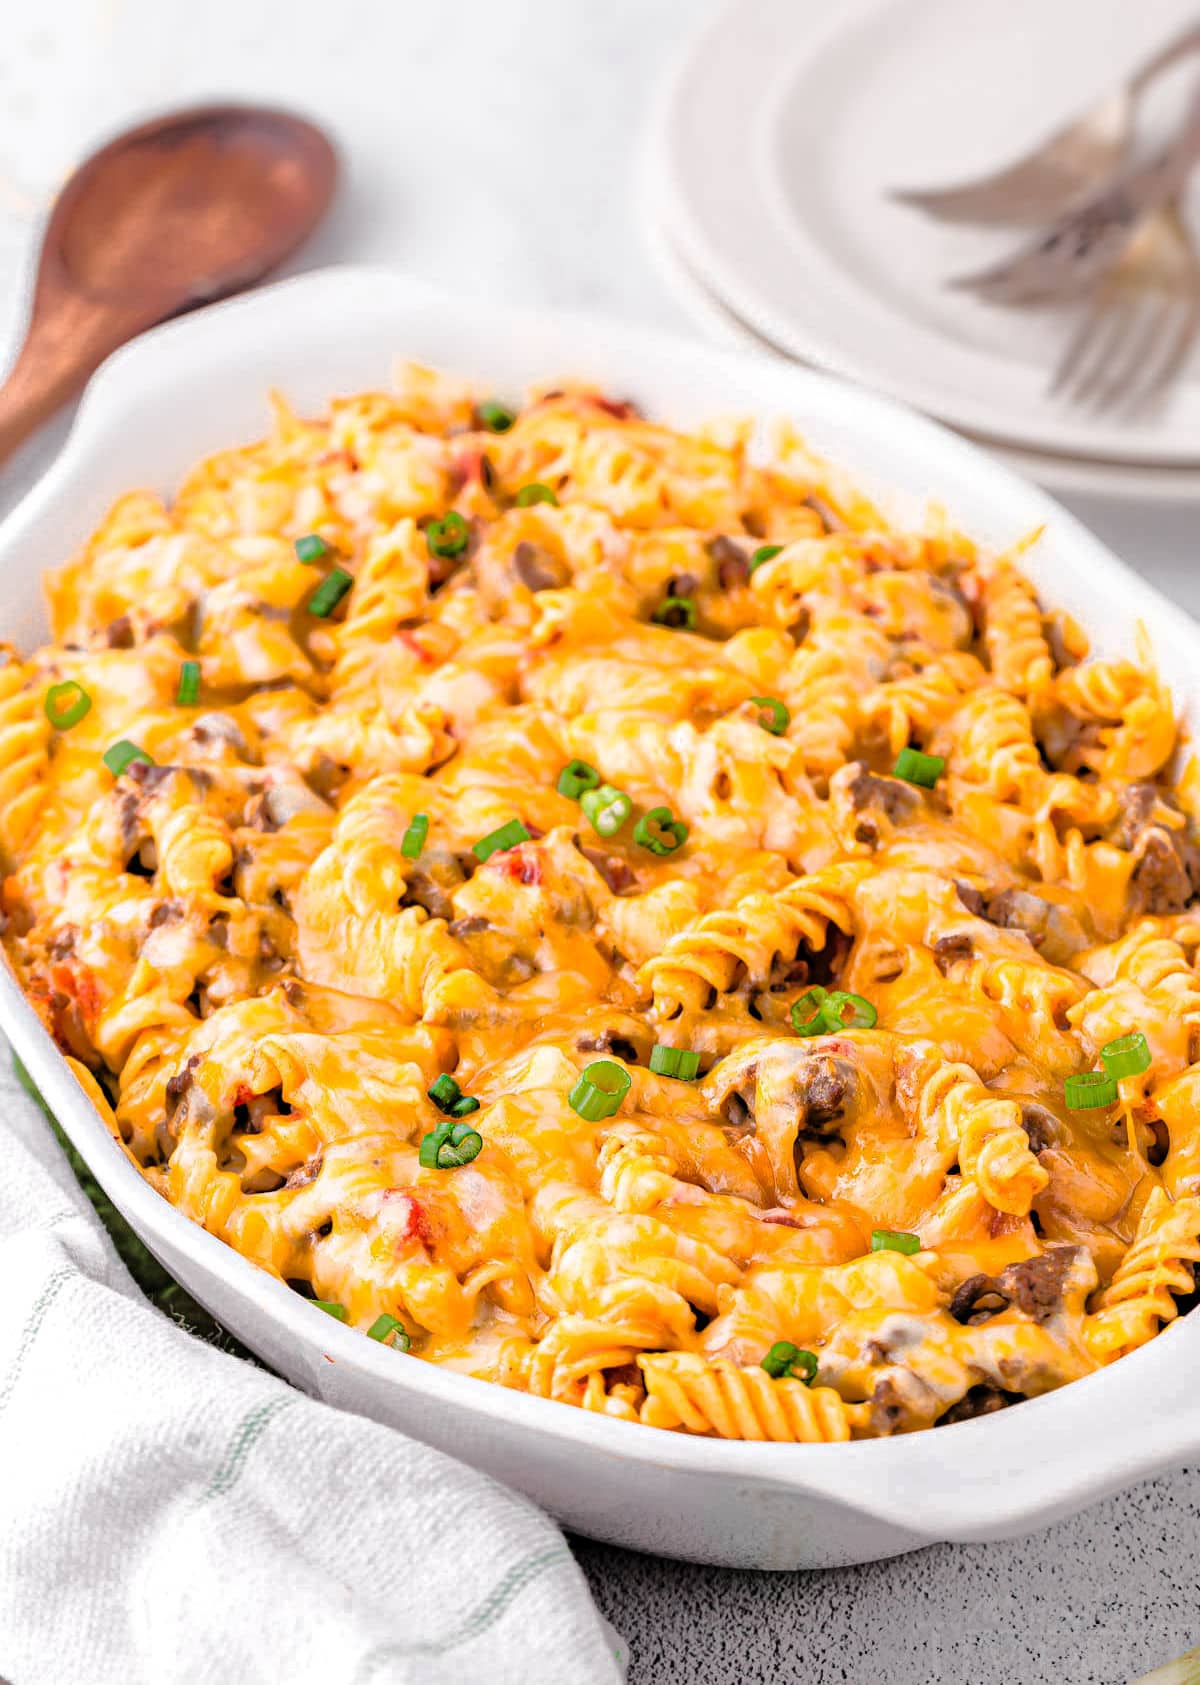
[0, 105, 337, 468]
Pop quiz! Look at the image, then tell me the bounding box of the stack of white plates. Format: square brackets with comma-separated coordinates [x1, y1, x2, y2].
[646, 0, 1200, 504]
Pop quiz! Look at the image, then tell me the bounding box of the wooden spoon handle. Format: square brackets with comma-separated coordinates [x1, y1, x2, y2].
[0, 291, 153, 470]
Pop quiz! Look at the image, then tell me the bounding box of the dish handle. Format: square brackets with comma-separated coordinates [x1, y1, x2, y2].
[766, 1311, 1200, 1545]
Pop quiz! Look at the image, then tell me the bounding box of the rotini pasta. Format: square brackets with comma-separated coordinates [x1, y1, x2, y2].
[4, 366, 1199, 1443]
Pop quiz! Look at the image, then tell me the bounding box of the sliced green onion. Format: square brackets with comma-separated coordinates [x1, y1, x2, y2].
[450, 1095, 481, 1118]
[649, 1045, 701, 1080]
[420, 1119, 484, 1168]
[515, 482, 557, 507]
[294, 533, 332, 563]
[102, 740, 153, 777]
[428, 1073, 462, 1113]
[893, 746, 945, 789]
[443, 1123, 483, 1166]
[870, 1230, 921, 1256]
[44, 680, 92, 731]
[367, 1313, 411, 1351]
[648, 1044, 675, 1076]
[760, 1341, 817, 1383]
[652, 595, 697, 630]
[307, 567, 353, 618]
[820, 991, 877, 1032]
[314, 1299, 348, 1321]
[633, 806, 688, 855]
[176, 660, 201, 707]
[557, 759, 601, 800]
[581, 784, 632, 838]
[761, 1340, 797, 1378]
[1065, 1071, 1118, 1110]
[426, 510, 470, 559]
[749, 544, 782, 572]
[568, 1059, 631, 1121]
[791, 986, 828, 1037]
[401, 814, 429, 859]
[477, 399, 516, 433]
[473, 818, 531, 861]
[750, 696, 789, 736]
[1101, 1032, 1152, 1081]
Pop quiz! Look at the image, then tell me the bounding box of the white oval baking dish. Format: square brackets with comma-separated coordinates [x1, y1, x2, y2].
[3, 265, 1199, 1571]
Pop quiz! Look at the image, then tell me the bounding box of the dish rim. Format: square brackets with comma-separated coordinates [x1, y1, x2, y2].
[4, 261, 1200, 1542]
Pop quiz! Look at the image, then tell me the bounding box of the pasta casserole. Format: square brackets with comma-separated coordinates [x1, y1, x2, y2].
[3, 363, 1200, 1443]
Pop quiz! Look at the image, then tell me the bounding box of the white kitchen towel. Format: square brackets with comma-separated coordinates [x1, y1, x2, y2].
[0, 1055, 623, 1685]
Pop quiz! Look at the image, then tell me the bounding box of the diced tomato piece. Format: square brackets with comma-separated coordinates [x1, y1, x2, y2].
[591, 396, 637, 421]
[395, 628, 433, 663]
[49, 962, 100, 1024]
[383, 1190, 434, 1248]
[492, 845, 543, 886]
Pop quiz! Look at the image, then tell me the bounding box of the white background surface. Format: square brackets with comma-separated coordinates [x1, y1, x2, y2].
[1, 3, 1198, 1681]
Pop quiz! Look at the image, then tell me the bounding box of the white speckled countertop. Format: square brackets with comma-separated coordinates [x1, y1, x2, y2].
[3, 4, 1199, 1680]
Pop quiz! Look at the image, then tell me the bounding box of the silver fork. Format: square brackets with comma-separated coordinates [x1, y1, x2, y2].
[1049, 203, 1200, 412]
[892, 19, 1200, 225]
[949, 82, 1200, 305]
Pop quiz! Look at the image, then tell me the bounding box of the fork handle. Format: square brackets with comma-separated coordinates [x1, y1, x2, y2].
[1145, 76, 1200, 192]
[1131, 20, 1200, 95]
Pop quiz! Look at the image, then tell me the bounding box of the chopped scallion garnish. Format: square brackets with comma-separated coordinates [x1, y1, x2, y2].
[426, 510, 470, 559]
[749, 544, 782, 572]
[1101, 1032, 1151, 1081]
[820, 991, 877, 1032]
[760, 1341, 817, 1383]
[568, 1059, 631, 1121]
[791, 986, 828, 1037]
[314, 1299, 348, 1321]
[307, 567, 353, 618]
[401, 814, 429, 859]
[652, 595, 697, 630]
[367, 1313, 411, 1351]
[580, 784, 631, 838]
[450, 1095, 481, 1118]
[893, 746, 945, 788]
[428, 1074, 462, 1113]
[102, 740, 153, 777]
[294, 534, 332, 563]
[176, 660, 201, 707]
[648, 1045, 700, 1080]
[791, 987, 877, 1036]
[473, 818, 531, 861]
[633, 807, 687, 855]
[419, 1119, 484, 1168]
[557, 760, 601, 800]
[44, 681, 92, 731]
[1064, 1071, 1118, 1110]
[750, 696, 789, 736]
[870, 1230, 921, 1256]
[477, 399, 516, 433]
[515, 482, 557, 507]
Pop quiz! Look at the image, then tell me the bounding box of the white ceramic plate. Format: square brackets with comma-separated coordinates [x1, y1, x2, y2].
[642, 155, 1200, 503]
[5, 266, 1200, 1570]
[655, 0, 1200, 467]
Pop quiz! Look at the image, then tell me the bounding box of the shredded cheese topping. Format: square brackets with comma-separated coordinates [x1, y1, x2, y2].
[4, 362, 1200, 1441]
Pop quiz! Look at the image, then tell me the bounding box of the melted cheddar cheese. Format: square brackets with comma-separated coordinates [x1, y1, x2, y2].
[4, 364, 1200, 1441]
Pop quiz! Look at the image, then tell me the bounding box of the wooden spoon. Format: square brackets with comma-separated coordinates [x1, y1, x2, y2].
[0, 104, 337, 469]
